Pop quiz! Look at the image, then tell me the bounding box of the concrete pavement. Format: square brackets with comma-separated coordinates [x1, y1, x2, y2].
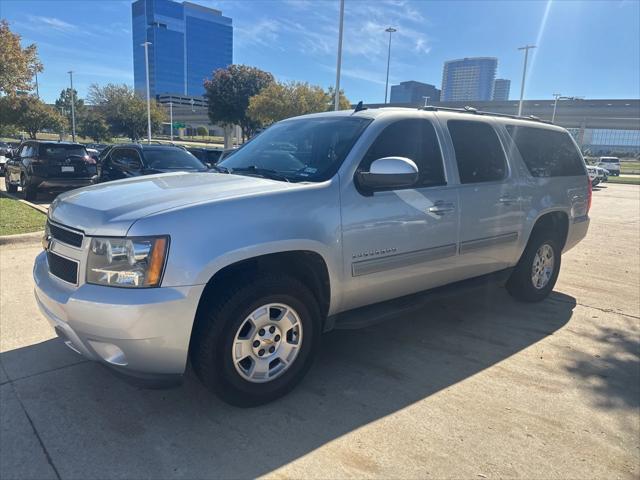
[1, 183, 638, 479]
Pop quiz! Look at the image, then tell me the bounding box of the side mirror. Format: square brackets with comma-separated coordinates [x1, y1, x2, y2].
[356, 157, 419, 192]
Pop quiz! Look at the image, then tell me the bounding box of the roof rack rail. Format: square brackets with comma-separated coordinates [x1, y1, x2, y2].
[418, 105, 552, 124]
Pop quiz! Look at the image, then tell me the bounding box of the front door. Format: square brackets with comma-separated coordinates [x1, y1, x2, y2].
[340, 117, 460, 312]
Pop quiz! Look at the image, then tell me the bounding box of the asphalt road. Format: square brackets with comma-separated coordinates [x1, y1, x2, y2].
[1, 183, 638, 479]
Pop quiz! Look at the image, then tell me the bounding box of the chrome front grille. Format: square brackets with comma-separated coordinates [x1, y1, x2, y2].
[48, 221, 83, 248]
[46, 251, 79, 284]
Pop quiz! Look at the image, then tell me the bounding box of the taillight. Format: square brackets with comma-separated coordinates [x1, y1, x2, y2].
[83, 155, 96, 165]
[587, 176, 592, 214]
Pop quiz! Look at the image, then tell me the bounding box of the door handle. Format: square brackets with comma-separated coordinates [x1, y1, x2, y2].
[428, 201, 456, 216]
[499, 196, 519, 205]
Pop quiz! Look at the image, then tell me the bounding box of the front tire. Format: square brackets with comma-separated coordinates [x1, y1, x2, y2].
[190, 274, 321, 407]
[507, 233, 561, 302]
[5, 173, 17, 193]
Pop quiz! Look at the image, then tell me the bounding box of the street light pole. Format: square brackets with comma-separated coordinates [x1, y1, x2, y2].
[384, 27, 397, 104]
[67, 71, 76, 142]
[552, 93, 561, 123]
[334, 0, 345, 111]
[169, 101, 174, 141]
[141, 41, 152, 144]
[517, 44, 536, 116]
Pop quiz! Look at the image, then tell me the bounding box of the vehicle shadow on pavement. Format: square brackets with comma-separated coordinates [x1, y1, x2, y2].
[1, 287, 577, 479]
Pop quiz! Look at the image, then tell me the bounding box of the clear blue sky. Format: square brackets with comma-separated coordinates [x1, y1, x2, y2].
[2, 0, 639, 104]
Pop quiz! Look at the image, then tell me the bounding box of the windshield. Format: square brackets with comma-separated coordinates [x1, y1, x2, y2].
[218, 116, 372, 182]
[143, 148, 206, 170]
[40, 144, 86, 159]
[600, 158, 619, 163]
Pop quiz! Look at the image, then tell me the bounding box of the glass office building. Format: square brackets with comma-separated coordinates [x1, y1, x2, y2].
[390, 81, 441, 104]
[441, 57, 497, 102]
[492, 79, 510, 101]
[132, 0, 232, 97]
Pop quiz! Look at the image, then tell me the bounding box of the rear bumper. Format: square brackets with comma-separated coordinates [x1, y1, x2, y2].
[33, 251, 205, 381]
[30, 176, 97, 189]
[563, 215, 590, 253]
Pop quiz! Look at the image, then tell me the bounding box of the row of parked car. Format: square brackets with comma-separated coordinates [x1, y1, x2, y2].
[1, 140, 234, 200]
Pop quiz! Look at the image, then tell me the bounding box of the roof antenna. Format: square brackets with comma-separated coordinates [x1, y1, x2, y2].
[353, 101, 367, 113]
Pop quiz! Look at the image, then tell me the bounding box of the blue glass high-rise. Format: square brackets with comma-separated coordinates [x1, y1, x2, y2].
[441, 58, 497, 102]
[132, 0, 233, 98]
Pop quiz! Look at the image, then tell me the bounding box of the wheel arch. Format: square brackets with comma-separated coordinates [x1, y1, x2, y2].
[190, 249, 333, 347]
[528, 210, 570, 250]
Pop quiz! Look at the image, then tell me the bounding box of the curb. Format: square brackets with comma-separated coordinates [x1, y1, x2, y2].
[0, 191, 48, 214]
[0, 230, 43, 246]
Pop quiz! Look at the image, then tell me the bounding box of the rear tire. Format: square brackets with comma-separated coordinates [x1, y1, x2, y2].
[507, 232, 561, 302]
[190, 274, 321, 407]
[21, 175, 37, 201]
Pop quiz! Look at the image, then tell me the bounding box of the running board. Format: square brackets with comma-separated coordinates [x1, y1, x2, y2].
[326, 268, 513, 331]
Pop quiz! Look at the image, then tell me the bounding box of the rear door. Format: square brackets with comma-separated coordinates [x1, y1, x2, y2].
[444, 118, 525, 275]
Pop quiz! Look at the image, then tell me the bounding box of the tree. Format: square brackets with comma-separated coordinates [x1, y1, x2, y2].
[248, 81, 351, 125]
[203, 65, 274, 140]
[78, 110, 111, 143]
[196, 126, 208, 138]
[87, 83, 165, 141]
[2, 95, 66, 138]
[0, 20, 43, 95]
[55, 88, 85, 128]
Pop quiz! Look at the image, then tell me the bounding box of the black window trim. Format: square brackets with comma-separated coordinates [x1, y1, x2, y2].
[355, 117, 449, 195]
[446, 118, 511, 186]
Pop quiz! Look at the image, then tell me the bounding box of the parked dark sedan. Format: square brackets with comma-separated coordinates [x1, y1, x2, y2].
[4, 141, 97, 200]
[98, 144, 208, 183]
[186, 147, 223, 166]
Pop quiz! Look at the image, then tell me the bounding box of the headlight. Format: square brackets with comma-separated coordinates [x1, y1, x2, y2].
[86, 236, 169, 288]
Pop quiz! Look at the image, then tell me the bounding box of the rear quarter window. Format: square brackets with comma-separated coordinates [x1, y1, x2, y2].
[505, 125, 584, 177]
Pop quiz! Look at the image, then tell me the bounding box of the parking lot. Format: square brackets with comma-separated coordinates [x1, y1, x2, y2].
[1, 182, 638, 479]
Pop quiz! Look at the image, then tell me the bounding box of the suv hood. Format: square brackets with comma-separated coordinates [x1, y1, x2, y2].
[49, 172, 295, 236]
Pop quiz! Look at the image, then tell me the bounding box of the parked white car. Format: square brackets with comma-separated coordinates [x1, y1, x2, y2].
[597, 156, 620, 176]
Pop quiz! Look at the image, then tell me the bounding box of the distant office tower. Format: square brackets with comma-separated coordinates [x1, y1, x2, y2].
[132, 0, 233, 97]
[441, 57, 497, 102]
[493, 79, 511, 101]
[390, 81, 441, 104]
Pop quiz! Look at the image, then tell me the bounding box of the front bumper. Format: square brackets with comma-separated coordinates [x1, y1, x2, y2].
[33, 251, 205, 381]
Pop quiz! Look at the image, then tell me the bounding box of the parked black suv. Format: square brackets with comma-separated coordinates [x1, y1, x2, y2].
[4, 141, 97, 200]
[98, 144, 208, 183]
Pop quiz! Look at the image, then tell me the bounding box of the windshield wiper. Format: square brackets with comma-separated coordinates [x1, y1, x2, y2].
[210, 164, 230, 173]
[230, 166, 290, 182]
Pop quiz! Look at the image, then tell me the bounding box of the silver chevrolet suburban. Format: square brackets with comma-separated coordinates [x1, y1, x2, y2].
[34, 107, 591, 406]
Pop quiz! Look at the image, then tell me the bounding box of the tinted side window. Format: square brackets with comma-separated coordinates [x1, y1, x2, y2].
[448, 120, 507, 184]
[361, 119, 446, 188]
[505, 125, 584, 177]
[111, 149, 142, 170]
